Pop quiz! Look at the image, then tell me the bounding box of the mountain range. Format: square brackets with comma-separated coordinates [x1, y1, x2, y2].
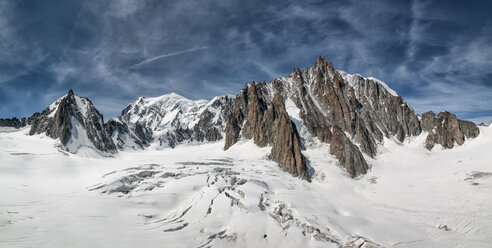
[0, 57, 480, 179]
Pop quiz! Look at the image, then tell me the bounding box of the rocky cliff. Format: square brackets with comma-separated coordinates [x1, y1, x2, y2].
[224, 83, 309, 179]
[223, 57, 478, 178]
[421, 111, 480, 149]
[224, 57, 418, 177]
[105, 118, 152, 150]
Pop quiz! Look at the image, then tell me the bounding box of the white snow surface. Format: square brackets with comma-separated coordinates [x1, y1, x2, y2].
[74, 96, 90, 118]
[125, 93, 208, 131]
[47, 94, 66, 118]
[1, 126, 492, 247]
[338, 70, 399, 97]
[64, 117, 95, 153]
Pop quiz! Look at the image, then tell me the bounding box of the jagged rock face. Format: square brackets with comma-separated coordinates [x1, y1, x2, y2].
[0, 90, 117, 153]
[286, 58, 421, 155]
[330, 126, 368, 178]
[224, 83, 309, 179]
[0, 117, 30, 128]
[458, 120, 480, 138]
[268, 96, 308, 179]
[226, 57, 423, 177]
[421, 111, 437, 132]
[422, 111, 480, 150]
[105, 118, 152, 150]
[31, 90, 116, 153]
[224, 86, 249, 149]
[119, 93, 234, 148]
[284, 58, 423, 176]
[224, 57, 478, 177]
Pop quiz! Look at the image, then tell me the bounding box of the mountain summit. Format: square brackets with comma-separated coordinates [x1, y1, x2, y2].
[223, 57, 479, 178]
[0, 89, 116, 153]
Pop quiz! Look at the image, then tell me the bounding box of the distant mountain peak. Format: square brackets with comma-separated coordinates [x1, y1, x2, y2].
[118, 93, 234, 148]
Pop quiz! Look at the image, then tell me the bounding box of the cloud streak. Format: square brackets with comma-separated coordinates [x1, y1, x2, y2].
[129, 46, 208, 69]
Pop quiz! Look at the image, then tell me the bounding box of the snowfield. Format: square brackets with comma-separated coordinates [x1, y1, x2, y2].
[1, 126, 491, 247]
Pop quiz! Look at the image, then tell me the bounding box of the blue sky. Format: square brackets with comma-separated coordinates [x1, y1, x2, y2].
[1, 0, 491, 123]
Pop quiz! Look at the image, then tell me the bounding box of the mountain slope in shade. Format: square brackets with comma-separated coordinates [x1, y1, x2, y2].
[105, 117, 152, 150]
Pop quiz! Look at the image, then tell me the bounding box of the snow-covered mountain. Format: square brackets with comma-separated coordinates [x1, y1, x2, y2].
[0, 91, 234, 153]
[117, 93, 234, 148]
[0, 89, 116, 153]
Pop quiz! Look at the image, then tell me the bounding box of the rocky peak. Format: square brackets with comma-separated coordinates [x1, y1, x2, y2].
[284, 59, 421, 176]
[0, 89, 117, 153]
[224, 57, 479, 178]
[422, 111, 479, 150]
[29, 89, 116, 153]
[224, 83, 309, 179]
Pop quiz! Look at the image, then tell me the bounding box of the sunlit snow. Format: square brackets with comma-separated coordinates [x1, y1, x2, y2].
[1, 125, 491, 247]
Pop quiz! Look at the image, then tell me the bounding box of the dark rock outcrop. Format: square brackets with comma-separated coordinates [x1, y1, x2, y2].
[105, 118, 151, 150]
[283, 58, 423, 176]
[421, 111, 437, 132]
[0, 117, 30, 128]
[224, 83, 309, 179]
[330, 125, 369, 178]
[458, 120, 480, 138]
[422, 111, 480, 150]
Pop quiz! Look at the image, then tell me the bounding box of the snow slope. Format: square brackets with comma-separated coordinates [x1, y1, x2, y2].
[0, 126, 491, 247]
[122, 93, 208, 132]
[338, 70, 399, 97]
[47, 94, 92, 118]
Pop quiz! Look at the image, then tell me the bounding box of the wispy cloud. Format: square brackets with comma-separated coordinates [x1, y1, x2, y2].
[1, 0, 491, 124]
[129, 46, 208, 69]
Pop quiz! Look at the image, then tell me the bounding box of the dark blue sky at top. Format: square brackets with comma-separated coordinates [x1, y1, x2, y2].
[1, 0, 491, 123]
